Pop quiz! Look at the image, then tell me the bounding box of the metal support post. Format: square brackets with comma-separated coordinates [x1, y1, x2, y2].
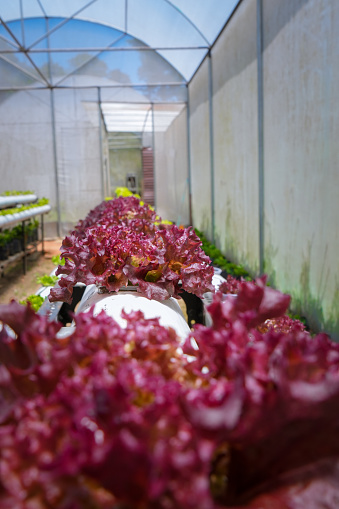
[41, 213, 45, 255]
[208, 51, 215, 244]
[186, 87, 193, 225]
[257, 0, 265, 275]
[22, 220, 27, 275]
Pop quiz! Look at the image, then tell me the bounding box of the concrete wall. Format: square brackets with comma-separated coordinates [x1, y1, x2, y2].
[188, 0, 339, 340]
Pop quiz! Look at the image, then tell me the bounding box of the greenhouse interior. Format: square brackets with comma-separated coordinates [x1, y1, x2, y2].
[0, 0, 339, 507]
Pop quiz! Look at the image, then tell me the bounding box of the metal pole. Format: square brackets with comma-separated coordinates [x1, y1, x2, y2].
[41, 213, 45, 255]
[22, 220, 27, 275]
[50, 88, 61, 237]
[19, 0, 25, 48]
[257, 0, 265, 275]
[47, 15, 61, 238]
[97, 87, 105, 199]
[208, 50, 215, 244]
[186, 86, 193, 225]
[151, 103, 157, 211]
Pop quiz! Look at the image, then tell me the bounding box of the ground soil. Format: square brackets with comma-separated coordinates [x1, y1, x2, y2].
[0, 238, 62, 305]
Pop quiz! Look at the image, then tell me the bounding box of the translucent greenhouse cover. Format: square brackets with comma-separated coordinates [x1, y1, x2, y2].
[0, 0, 240, 234]
[0, 0, 240, 89]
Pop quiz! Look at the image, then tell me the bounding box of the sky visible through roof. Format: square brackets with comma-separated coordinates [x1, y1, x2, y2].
[0, 0, 240, 131]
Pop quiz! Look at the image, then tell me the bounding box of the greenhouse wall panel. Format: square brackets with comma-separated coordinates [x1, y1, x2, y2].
[53, 89, 104, 236]
[189, 59, 213, 241]
[0, 90, 57, 236]
[262, 0, 339, 339]
[0, 0, 338, 340]
[211, 0, 259, 275]
[154, 108, 189, 225]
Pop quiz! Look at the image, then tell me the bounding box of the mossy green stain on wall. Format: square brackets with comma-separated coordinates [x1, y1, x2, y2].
[213, 199, 259, 276]
[265, 244, 339, 342]
[196, 211, 212, 243]
[263, 239, 278, 282]
[290, 257, 339, 341]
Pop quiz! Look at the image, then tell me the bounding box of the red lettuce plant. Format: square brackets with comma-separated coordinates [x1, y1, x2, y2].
[182, 276, 339, 507]
[75, 194, 173, 238]
[0, 301, 216, 509]
[219, 275, 306, 334]
[218, 275, 245, 295]
[1, 277, 339, 508]
[50, 199, 214, 304]
[75, 195, 158, 233]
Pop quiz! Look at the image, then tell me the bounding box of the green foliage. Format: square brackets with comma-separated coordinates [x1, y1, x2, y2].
[1, 190, 34, 196]
[37, 197, 49, 206]
[194, 228, 252, 280]
[52, 254, 65, 266]
[36, 274, 59, 287]
[0, 225, 24, 245]
[19, 294, 44, 312]
[0, 231, 11, 246]
[287, 311, 308, 328]
[11, 224, 23, 238]
[115, 186, 135, 198]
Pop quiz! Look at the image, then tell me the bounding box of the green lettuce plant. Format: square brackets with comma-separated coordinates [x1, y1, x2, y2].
[1, 190, 34, 196]
[194, 228, 251, 279]
[36, 274, 59, 287]
[19, 294, 44, 311]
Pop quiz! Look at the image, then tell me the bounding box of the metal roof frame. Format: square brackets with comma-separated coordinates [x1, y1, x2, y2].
[0, 1, 241, 134]
[0, 0, 241, 90]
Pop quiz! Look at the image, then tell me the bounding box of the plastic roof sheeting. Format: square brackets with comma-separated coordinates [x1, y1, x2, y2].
[101, 102, 185, 132]
[0, 0, 240, 89]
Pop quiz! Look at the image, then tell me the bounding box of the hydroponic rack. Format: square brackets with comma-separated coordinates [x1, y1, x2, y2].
[0, 194, 51, 276]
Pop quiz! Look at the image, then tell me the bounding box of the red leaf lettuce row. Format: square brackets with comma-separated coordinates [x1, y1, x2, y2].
[0, 301, 215, 509]
[75, 195, 158, 233]
[2, 278, 339, 507]
[50, 218, 214, 304]
[182, 277, 339, 507]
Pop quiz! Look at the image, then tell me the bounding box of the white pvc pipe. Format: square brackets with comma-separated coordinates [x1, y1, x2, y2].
[0, 205, 51, 228]
[0, 194, 38, 209]
[75, 285, 191, 343]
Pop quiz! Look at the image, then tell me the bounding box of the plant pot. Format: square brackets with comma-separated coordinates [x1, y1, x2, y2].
[8, 240, 16, 256]
[0, 245, 9, 260]
[11, 238, 21, 254]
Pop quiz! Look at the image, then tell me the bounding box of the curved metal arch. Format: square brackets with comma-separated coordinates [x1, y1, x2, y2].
[25, 0, 209, 52]
[0, 0, 238, 87]
[27, 0, 99, 50]
[0, 15, 188, 90]
[163, 0, 210, 47]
